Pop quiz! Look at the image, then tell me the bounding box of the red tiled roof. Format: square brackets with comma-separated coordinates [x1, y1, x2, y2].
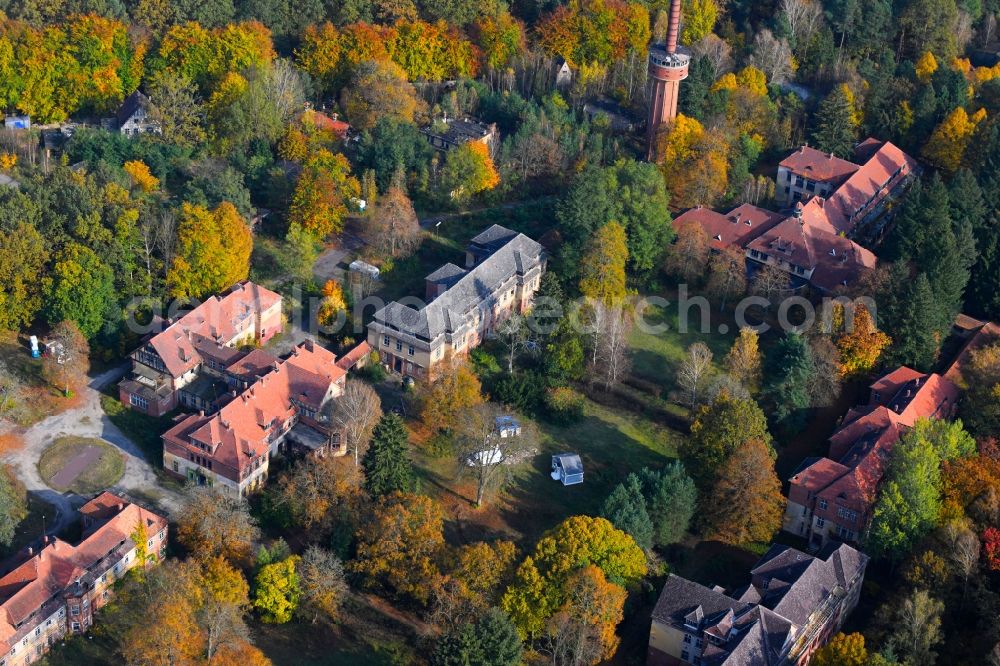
[225, 348, 279, 379]
[789, 458, 850, 494]
[779, 146, 860, 183]
[164, 340, 346, 481]
[673, 204, 784, 251]
[146, 282, 281, 379]
[811, 141, 918, 235]
[302, 110, 349, 137]
[0, 495, 166, 653]
[745, 215, 876, 291]
[944, 320, 1000, 386]
[336, 341, 371, 370]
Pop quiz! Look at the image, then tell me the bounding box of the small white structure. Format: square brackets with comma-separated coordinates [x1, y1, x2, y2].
[349, 260, 381, 282]
[551, 453, 584, 486]
[4, 115, 30, 130]
[467, 447, 503, 467]
[29, 335, 40, 358]
[495, 415, 521, 438]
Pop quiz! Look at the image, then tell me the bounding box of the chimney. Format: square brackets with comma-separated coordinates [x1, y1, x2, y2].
[665, 0, 681, 54]
[27, 547, 32, 556]
[117, 503, 124, 511]
[733, 213, 741, 224]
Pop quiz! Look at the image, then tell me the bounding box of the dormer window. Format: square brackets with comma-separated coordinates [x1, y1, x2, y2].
[829, 248, 836, 256]
[713, 234, 722, 242]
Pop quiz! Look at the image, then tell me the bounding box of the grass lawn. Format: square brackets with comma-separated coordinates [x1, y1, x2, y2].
[40, 633, 118, 666]
[37, 436, 124, 495]
[412, 396, 683, 546]
[99, 393, 177, 466]
[628, 297, 737, 400]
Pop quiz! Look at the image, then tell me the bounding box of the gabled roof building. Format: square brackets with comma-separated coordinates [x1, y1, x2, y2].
[0, 493, 167, 666]
[116, 91, 161, 137]
[118, 281, 283, 416]
[368, 225, 545, 379]
[162, 339, 352, 496]
[648, 542, 867, 665]
[783, 367, 959, 549]
[671, 138, 917, 294]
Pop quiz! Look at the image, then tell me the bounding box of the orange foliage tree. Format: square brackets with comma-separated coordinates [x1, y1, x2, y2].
[702, 438, 785, 545]
[535, 0, 650, 66]
[288, 149, 361, 238]
[833, 303, 891, 378]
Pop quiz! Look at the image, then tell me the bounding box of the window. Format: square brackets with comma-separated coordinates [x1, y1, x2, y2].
[129, 393, 148, 410]
[801, 505, 807, 516]
[71, 622, 80, 631]
[172, 461, 179, 473]
[408, 345, 414, 356]
[837, 507, 858, 523]
[396, 341, 402, 352]
[681, 651, 690, 661]
[383, 335, 389, 346]
[818, 499, 828, 510]
[816, 517, 826, 528]
[70, 606, 80, 616]
[683, 634, 692, 644]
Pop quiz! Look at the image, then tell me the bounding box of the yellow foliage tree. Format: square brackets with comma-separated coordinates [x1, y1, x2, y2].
[0, 152, 15, 170]
[420, 360, 484, 430]
[735, 65, 768, 96]
[167, 202, 253, 299]
[123, 160, 159, 193]
[834, 303, 891, 378]
[922, 107, 986, 173]
[579, 221, 628, 307]
[317, 279, 347, 327]
[288, 149, 361, 238]
[681, 0, 718, 45]
[812, 632, 868, 666]
[915, 51, 938, 83]
[710, 72, 737, 92]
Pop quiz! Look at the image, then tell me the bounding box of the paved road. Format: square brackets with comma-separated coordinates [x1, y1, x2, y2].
[1, 365, 184, 535]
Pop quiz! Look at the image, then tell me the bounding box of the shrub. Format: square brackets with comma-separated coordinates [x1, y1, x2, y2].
[544, 387, 585, 424]
[492, 371, 545, 413]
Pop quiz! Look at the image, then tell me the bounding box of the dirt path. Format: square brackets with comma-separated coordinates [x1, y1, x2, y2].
[0, 364, 184, 535]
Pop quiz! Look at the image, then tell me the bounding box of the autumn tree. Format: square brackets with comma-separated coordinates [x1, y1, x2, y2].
[703, 438, 784, 545]
[0, 219, 46, 331]
[288, 149, 361, 239]
[362, 412, 414, 498]
[419, 360, 484, 431]
[199, 555, 252, 663]
[340, 59, 421, 131]
[123, 160, 160, 194]
[681, 390, 771, 489]
[332, 379, 382, 466]
[456, 402, 535, 507]
[366, 185, 420, 260]
[922, 107, 987, 174]
[41, 321, 90, 397]
[440, 141, 500, 203]
[535, 0, 649, 65]
[316, 279, 347, 328]
[833, 303, 890, 377]
[681, 0, 718, 44]
[442, 540, 518, 620]
[706, 245, 748, 310]
[476, 12, 525, 70]
[545, 566, 627, 666]
[725, 327, 761, 392]
[351, 492, 446, 605]
[253, 555, 301, 624]
[677, 342, 714, 408]
[176, 488, 260, 564]
[812, 632, 868, 666]
[263, 456, 358, 534]
[664, 216, 710, 284]
[147, 70, 206, 148]
[167, 202, 252, 299]
[108, 559, 206, 666]
[579, 222, 628, 307]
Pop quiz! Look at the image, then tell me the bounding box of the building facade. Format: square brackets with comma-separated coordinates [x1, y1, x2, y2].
[161, 339, 357, 496]
[0, 493, 167, 666]
[784, 367, 959, 549]
[422, 116, 499, 154]
[116, 91, 162, 136]
[368, 225, 545, 379]
[118, 281, 283, 416]
[648, 542, 868, 666]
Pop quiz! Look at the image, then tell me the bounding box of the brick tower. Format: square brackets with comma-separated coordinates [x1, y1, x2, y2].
[646, 0, 690, 161]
